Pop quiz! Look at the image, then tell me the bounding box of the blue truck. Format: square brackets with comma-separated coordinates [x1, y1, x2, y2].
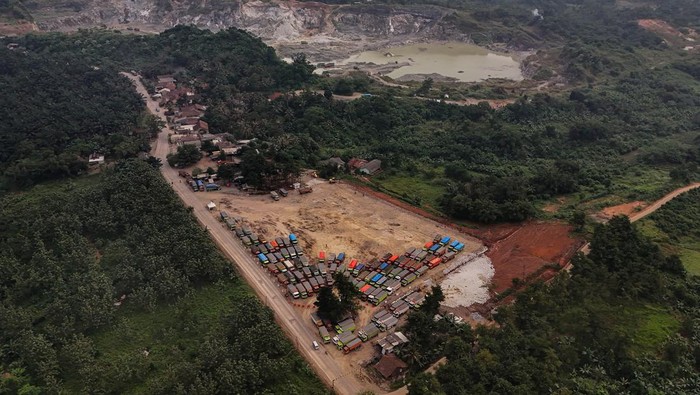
[258, 253, 269, 264]
[439, 236, 451, 246]
[289, 233, 298, 244]
[205, 183, 220, 191]
[336, 252, 346, 263]
[196, 180, 204, 191]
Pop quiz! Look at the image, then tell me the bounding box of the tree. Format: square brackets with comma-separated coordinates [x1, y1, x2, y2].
[314, 287, 343, 322]
[217, 163, 237, 181]
[166, 145, 202, 167]
[408, 372, 444, 395]
[420, 285, 444, 316]
[570, 210, 586, 232]
[145, 156, 162, 169]
[415, 78, 434, 96]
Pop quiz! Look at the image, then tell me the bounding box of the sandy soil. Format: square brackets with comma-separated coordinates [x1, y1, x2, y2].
[195, 180, 482, 262]
[442, 256, 494, 307]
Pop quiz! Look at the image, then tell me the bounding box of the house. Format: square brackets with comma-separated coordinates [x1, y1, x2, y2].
[200, 133, 216, 142]
[177, 135, 201, 148]
[359, 159, 382, 175]
[347, 158, 368, 170]
[196, 120, 209, 132]
[374, 354, 408, 380]
[88, 153, 105, 165]
[377, 332, 409, 355]
[221, 147, 240, 157]
[321, 157, 346, 170]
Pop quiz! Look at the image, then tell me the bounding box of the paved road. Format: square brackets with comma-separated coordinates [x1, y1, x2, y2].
[572, 182, 700, 259]
[122, 73, 370, 395]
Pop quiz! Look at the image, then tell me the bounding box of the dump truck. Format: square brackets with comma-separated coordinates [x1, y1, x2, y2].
[249, 234, 259, 245]
[259, 244, 269, 255]
[359, 323, 381, 341]
[318, 263, 327, 275]
[302, 281, 313, 296]
[277, 273, 289, 285]
[348, 259, 358, 270]
[242, 227, 252, 236]
[335, 318, 356, 333]
[429, 243, 441, 253]
[372, 290, 388, 305]
[373, 310, 392, 324]
[190, 180, 198, 191]
[327, 253, 336, 263]
[299, 186, 313, 194]
[319, 326, 331, 343]
[343, 338, 363, 354]
[289, 233, 298, 244]
[423, 241, 433, 251]
[283, 260, 294, 271]
[325, 273, 335, 286]
[311, 312, 323, 327]
[318, 251, 325, 263]
[393, 301, 411, 317]
[405, 247, 417, 257]
[280, 247, 291, 259]
[428, 257, 442, 269]
[401, 273, 417, 286]
[278, 188, 289, 197]
[379, 316, 399, 332]
[302, 267, 312, 278]
[294, 245, 304, 256]
[270, 191, 280, 201]
[336, 252, 345, 263]
[293, 270, 305, 283]
[309, 277, 319, 290]
[390, 299, 407, 312]
[196, 180, 205, 191]
[287, 284, 299, 298]
[257, 253, 269, 264]
[433, 234, 442, 243]
[443, 251, 456, 262]
[384, 279, 401, 294]
[335, 332, 357, 347]
[439, 236, 451, 246]
[275, 262, 287, 273]
[266, 253, 277, 264]
[416, 266, 429, 277]
[205, 183, 220, 191]
[299, 256, 310, 267]
[297, 283, 308, 298]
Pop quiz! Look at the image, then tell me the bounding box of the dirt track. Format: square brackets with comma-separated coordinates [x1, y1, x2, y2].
[124, 73, 377, 395]
[576, 182, 700, 258]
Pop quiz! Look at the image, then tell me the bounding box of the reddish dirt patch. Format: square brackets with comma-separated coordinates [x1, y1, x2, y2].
[0, 21, 37, 36]
[596, 201, 646, 221]
[486, 222, 584, 293]
[638, 19, 698, 48]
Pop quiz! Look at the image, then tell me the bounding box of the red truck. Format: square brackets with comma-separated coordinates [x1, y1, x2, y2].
[299, 186, 313, 194]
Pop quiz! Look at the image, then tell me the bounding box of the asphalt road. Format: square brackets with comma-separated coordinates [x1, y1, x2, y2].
[122, 73, 369, 395]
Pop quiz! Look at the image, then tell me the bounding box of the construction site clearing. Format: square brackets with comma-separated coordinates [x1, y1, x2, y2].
[185, 177, 489, 378]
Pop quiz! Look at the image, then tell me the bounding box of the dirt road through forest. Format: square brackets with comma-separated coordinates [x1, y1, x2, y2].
[576, 182, 700, 258]
[122, 73, 375, 395]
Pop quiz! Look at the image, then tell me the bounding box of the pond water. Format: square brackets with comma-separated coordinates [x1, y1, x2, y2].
[340, 42, 522, 82]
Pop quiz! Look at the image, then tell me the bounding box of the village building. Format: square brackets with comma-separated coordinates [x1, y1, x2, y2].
[320, 157, 346, 170]
[359, 159, 382, 175]
[88, 153, 105, 165]
[374, 354, 409, 380]
[377, 331, 409, 355]
[347, 158, 368, 171]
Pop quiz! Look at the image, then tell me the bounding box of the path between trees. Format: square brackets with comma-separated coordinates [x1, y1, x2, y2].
[574, 182, 700, 259]
[122, 73, 376, 395]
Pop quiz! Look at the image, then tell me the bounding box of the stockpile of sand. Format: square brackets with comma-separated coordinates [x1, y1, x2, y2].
[442, 256, 495, 307]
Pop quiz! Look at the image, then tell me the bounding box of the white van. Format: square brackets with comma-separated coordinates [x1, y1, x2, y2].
[312, 341, 320, 350]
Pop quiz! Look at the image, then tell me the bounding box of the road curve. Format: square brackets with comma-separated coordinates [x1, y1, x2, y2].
[572, 182, 700, 259]
[122, 73, 371, 395]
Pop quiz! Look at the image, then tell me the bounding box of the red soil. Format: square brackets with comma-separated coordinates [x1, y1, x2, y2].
[485, 222, 584, 293]
[347, 182, 584, 295]
[596, 201, 646, 221]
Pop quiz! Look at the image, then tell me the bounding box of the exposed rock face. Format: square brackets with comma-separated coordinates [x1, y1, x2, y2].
[31, 0, 455, 42]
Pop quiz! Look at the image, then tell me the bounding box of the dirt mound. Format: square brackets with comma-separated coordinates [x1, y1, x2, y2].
[485, 222, 583, 293]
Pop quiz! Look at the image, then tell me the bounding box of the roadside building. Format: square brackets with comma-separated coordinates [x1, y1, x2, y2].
[374, 354, 409, 381]
[88, 153, 105, 165]
[321, 157, 346, 170]
[348, 158, 368, 171]
[377, 331, 409, 355]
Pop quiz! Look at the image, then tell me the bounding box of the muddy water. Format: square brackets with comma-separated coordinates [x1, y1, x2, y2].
[341, 42, 522, 82]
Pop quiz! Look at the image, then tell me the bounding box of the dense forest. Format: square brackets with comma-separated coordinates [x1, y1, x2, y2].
[0, 48, 148, 189]
[0, 160, 325, 393]
[402, 217, 700, 394]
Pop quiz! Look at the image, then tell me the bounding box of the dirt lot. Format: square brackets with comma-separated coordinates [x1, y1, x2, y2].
[196, 179, 482, 263]
[484, 222, 584, 293]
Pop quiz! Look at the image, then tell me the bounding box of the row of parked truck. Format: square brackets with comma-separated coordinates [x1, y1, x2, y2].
[344, 234, 465, 305]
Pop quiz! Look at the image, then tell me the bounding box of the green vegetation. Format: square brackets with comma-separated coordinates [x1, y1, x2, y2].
[314, 273, 362, 323]
[166, 144, 203, 167]
[640, 188, 700, 275]
[0, 161, 324, 393]
[0, 47, 148, 190]
[403, 217, 699, 394]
